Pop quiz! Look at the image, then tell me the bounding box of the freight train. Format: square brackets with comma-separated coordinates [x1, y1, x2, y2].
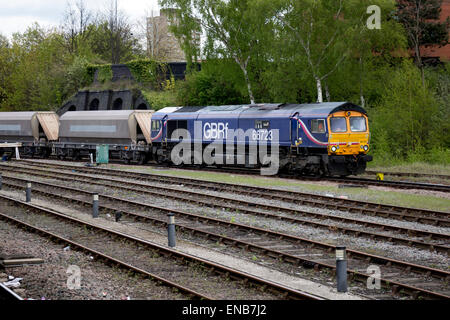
[0, 102, 373, 176]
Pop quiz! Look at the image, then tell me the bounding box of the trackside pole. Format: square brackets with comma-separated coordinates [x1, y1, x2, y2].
[336, 246, 347, 292]
[168, 213, 176, 248]
[93, 193, 99, 218]
[26, 182, 31, 203]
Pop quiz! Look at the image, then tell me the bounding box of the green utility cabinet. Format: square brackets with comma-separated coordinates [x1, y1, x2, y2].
[96, 145, 109, 164]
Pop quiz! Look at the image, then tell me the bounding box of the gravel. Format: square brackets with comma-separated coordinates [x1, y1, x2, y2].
[0, 219, 187, 300]
[2, 173, 449, 272]
[7, 169, 450, 265]
[0, 199, 281, 300]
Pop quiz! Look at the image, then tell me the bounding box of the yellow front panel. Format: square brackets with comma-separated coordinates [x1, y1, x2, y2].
[327, 111, 370, 156]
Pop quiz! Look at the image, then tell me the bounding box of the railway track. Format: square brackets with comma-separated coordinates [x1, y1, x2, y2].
[150, 163, 450, 193]
[1, 174, 448, 299]
[365, 170, 450, 181]
[12, 158, 450, 193]
[324, 176, 450, 193]
[2, 164, 449, 255]
[6, 160, 449, 223]
[0, 194, 318, 300]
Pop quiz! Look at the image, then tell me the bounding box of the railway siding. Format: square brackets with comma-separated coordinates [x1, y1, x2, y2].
[0, 195, 319, 300]
[1, 177, 448, 299]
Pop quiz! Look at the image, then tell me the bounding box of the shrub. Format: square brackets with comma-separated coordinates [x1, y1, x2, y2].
[177, 70, 247, 106]
[141, 90, 178, 111]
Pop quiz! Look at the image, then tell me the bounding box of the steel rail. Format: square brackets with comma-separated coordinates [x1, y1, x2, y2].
[2, 168, 449, 255]
[365, 170, 450, 181]
[1, 178, 448, 299]
[323, 176, 450, 193]
[0, 195, 320, 300]
[7, 160, 449, 222]
[12, 158, 450, 192]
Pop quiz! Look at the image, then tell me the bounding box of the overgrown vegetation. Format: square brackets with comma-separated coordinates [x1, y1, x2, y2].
[160, 0, 449, 166]
[0, 0, 448, 166]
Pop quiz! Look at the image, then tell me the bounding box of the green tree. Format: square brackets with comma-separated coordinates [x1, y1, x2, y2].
[346, 0, 407, 107]
[371, 61, 441, 160]
[160, 0, 275, 104]
[275, 0, 358, 102]
[176, 59, 247, 106]
[2, 24, 71, 111]
[0, 34, 13, 107]
[396, 0, 450, 85]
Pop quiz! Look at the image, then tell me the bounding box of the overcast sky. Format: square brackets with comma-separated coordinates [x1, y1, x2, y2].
[0, 0, 161, 38]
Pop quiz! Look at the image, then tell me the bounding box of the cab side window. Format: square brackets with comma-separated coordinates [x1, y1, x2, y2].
[151, 120, 161, 131]
[311, 119, 326, 133]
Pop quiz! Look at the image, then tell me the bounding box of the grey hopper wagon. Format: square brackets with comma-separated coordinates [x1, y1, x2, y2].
[0, 111, 59, 158]
[54, 110, 154, 164]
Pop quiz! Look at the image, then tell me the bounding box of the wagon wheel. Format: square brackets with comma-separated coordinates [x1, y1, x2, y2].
[73, 152, 81, 161]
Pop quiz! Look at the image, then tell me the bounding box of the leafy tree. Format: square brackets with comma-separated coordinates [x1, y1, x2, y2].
[396, 0, 450, 84]
[371, 61, 440, 160]
[176, 59, 247, 106]
[61, 0, 95, 56]
[2, 24, 70, 111]
[160, 0, 275, 104]
[274, 0, 357, 103]
[0, 34, 13, 107]
[83, 20, 143, 64]
[345, 0, 407, 107]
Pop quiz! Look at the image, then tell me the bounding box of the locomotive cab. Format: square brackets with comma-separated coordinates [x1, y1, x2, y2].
[326, 110, 372, 176]
[327, 111, 370, 156]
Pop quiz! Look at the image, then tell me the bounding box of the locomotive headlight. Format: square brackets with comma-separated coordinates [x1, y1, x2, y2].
[331, 146, 338, 152]
[363, 145, 369, 151]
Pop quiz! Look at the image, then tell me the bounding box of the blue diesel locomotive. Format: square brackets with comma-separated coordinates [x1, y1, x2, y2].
[150, 102, 373, 176]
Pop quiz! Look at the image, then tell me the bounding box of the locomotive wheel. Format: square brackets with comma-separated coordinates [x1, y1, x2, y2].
[138, 154, 147, 165]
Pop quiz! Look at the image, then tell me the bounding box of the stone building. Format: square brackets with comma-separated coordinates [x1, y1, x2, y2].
[147, 8, 201, 62]
[57, 63, 189, 116]
[57, 65, 151, 116]
[57, 89, 150, 116]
